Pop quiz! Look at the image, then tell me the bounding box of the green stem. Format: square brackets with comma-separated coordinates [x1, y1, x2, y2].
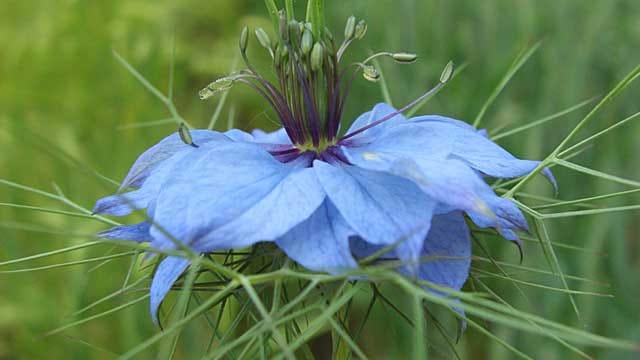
[307, 0, 324, 39]
[285, 0, 295, 22]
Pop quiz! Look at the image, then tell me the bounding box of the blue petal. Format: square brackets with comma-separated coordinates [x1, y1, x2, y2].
[313, 160, 436, 267]
[148, 141, 325, 252]
[251, 128, 291, 144]
[149, 256, 190, 325]
[97, 222, 152, 242]
[348, 151, 527, 244]
[94, 137, 226, 216]
[276, 201, 358, 274]
[344, 103, 405, 144]
[349, 211, 471, 291]
[92, 190, 153, 216]
[120, 130, 228, 191]
[418, 211, 471, 293]
[224, 128, 292, 145]
[411, 115, 551, 181]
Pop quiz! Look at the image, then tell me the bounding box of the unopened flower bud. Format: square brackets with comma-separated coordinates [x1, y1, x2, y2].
[392, 52, 418, 64]
[288, 20, 301, 44]
[255, 28, 272, 50]
[301, 29, 313, 55]
[310, 43, 324, 71]
[344, 16, 356, 40]
[354, 20, 367, 39]
[362, 65, 380, 82]
[439, 61, 454, 84]
[279, 10, 288, 42]
[239, 26, 249, 53]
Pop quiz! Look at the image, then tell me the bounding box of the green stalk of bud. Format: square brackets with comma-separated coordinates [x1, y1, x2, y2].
[362, 65, 380, 82]
[255, 28, 272, 50]
[439, 61, 455, 84]
[239, 26, 249, 53]
[310, 42, 324, 71]
[392, 52, 418, 64]
[354, 20, 367, 39]
[301, 29, 313, 56]
[344, 16, 356, 40]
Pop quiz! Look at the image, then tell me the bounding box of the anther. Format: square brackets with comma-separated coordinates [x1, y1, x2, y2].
[392, 52, 418, 64]
[354, 20, 367, 39]
[178, 123, 198, 148]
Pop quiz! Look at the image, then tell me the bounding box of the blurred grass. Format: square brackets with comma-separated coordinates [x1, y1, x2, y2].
[1, 0, 639, 358]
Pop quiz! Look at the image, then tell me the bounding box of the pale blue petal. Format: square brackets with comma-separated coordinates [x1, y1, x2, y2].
[97, 222, 151, 242]
[94, 139, 224, 216]
[251, 128, 291, 144]
[313, 160, 435, 266]
[148, 142, 324, 252]
[276, 201, 357, 274]
[194, 167, 325, 250]
[344, 103, 405, 144]
[418, 211, 471, 292]
[410, 115, 552, 182]
[92, 190, 153, 216]
[349, 211, 471, 290]
[149, 256, 190, 325]
[120, 130, 228, 191]
[223, 129, 254, 142]
[349, 153, 526, 244]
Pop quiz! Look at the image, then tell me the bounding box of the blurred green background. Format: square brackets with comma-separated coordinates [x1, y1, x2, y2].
[1, 0, 639, 359]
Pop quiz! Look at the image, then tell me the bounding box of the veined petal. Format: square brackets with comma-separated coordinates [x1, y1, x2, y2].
[149, 256, 190, 325]
[344, 103, 405, 144]
[276, 201, 357, 274]
[418, 211, 471, 293]
[349, 152, 527, 244]
[350, 211, 471, 292]
[93, 145, 208, 217]
[120, 130, 228, 191]
[410, 115, 555, 184]
[313, 160, 435, 265]
[148, 141, 324, 251]
[92, 189, 154, 216]
[251, 128, 291, 144]
[97, 222, 151, 242]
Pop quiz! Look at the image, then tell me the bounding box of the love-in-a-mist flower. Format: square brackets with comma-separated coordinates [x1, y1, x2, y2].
[94, 11, 555, 324]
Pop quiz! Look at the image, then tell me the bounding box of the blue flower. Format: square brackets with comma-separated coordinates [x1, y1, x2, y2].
[94, 103, 554, 323]
[93, 15, 555, 324]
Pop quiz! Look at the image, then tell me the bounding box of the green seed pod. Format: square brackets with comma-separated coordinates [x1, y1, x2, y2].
[344, 16, 356, 40]
[178, 123, 198, 148]
[392, 52, 418, 64]
[439, 60, 454, 84]
[239, 26, 249, 53]
[255, 28, 272, 50]
[301, 29, 313, 56]
[354, 20, 367, 39]
[362, 65, 380, 82]
[310, 42, 324, 71]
